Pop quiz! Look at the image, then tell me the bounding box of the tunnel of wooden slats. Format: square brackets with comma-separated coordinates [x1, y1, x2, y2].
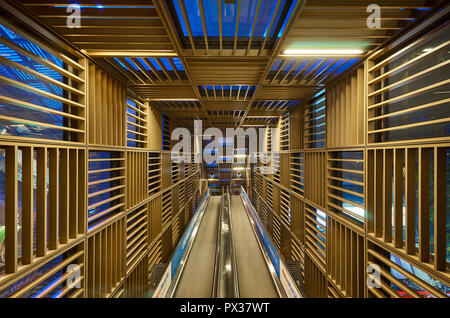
[0, 0, 448, 298]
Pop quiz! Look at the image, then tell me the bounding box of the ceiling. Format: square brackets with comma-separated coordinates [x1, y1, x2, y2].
[12, 0, 444, 128]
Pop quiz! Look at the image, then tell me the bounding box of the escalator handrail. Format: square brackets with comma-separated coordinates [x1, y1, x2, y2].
[212, 187, 240, 298]
[211, 190, 223, 297]
[228, 187, 240, 298]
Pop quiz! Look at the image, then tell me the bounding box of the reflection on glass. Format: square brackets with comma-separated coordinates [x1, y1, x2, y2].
[390, 253, 450, 297]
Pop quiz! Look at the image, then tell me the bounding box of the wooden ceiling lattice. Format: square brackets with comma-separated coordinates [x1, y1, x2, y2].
[19, 0, 176, 55]
[251, 100, 302, 112]
[265, 57, 360, 86]
[105, 56, 188, 86]
[12, 0, 443, 126]
[198, 85, 256, 101]
[186, 57, 269, 85]
[166, 0, 299, 57]
[282, 0, 436, 55]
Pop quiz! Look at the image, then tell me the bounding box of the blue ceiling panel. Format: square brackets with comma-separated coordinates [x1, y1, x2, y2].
[170, 0, 296, 49]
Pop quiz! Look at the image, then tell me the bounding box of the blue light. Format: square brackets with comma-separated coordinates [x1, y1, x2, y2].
[149, 58, 162, 71]
[334, 58, 359, 75]
[283, 59, 296, 72]
[124, 57, 139, 71]
[323, 59, 346, 76]
[113, 57, 129, 71]
[305, 59, 323, 75]
[54, 5, 155, 9]
[172, 58, 184, 71]
[161, 58, 173, 71]
[172, 0, 290, 39]
[271, 59, 282, 71]
[314, 58, 334, 76]
[137, 58, 151, 71]
[246, 0, 259, 37]
[172, 0, 190, 36]
[278, 0, 297, 38]
[0, 23, 69, 140]
[313, 89, 326, 99]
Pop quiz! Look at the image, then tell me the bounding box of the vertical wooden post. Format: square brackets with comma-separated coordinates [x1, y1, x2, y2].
[434, 147, 446, 271]
[36, 147, 47, 257]
[48, 148, 59, 250]
[418, 147, 430, 262]
[21, 146, 33, 265]
[5, 146, 18, 273]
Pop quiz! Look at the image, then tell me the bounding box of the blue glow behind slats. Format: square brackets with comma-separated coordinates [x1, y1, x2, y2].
[0, 23, 71, 140]
[172, 0, 294, 40]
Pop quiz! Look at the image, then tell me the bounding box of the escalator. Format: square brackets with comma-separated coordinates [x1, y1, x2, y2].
[230, 195, 280, 298]
[152, 187, 302, 298]
[173, 196, 220, 297]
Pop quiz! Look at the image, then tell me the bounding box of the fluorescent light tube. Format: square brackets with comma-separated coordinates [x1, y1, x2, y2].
[283, 49, 364, 56]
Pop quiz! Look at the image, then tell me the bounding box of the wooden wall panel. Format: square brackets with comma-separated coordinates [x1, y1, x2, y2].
[327, 216, 365, 298]
[126, 151, 147, 210]
[305, 152, 326, 209]
[0, 242, 85, 298]
[280, 152, 290, 188]
[0, 22, 86, 144]
[87, 218, 125, 298]
[126, 204, 147, 271]
[367, 23, 449, 145]
[125, 254, 148, 298]
[280, 114, 290, 151]
[327, 150, 365, 225]
[88, 63, 126, 147]
[291, 195, 304, 244]
[304, 90, 326, 149]
[148, 152, 162, 196]
[290, 107, 304, 150]
[1, 144, 86, 276]
[126, 98, 148, 148]
[148, 196, 162, 247]
[161, 152, 172, 190]
[304, 253, 328, 298]
[290, 152, 305, 197]
[0, 12, 203, 299]
[248, 16, 450, 300]
[367, 145, 449, 273]
[367, 241, 449, 298]
[327, 66, 365, 148]
[148, 239, 162, 289]
[147, 104, 163, 151]
[88, 150, 125, 232]
[304, 204, 327, 273]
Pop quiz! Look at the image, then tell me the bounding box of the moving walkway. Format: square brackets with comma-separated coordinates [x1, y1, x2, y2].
[152, 187, 303, 298]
